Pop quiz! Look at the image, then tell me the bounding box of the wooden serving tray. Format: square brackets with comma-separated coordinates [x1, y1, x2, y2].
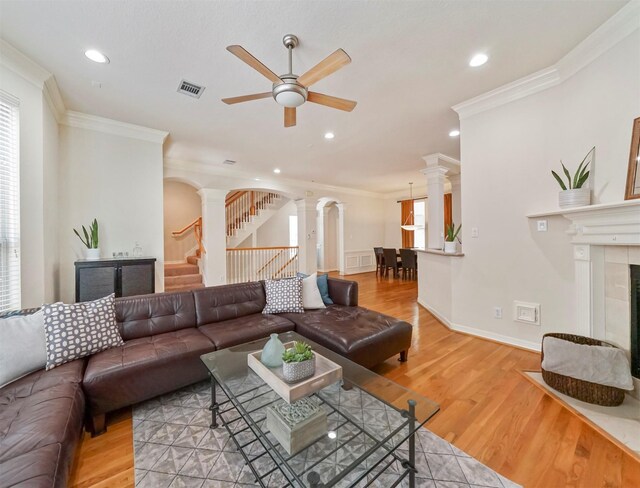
[247, 342, 343, 403]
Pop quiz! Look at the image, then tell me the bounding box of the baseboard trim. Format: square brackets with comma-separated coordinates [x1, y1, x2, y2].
[417, 298, 541, 352]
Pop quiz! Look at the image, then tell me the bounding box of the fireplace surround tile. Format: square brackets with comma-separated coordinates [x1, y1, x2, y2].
[605, 246, 629, 264]
[629, 246, 640, 266]
[605, 297, 631, 351]
[605, 263, 630, 301]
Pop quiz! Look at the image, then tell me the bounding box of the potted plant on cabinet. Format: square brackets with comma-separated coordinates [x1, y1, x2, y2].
[444, 223, 461, 254]
[551, 147, 594, 209]
[282, 341, 315, 383]
[73, 219, 100, 260]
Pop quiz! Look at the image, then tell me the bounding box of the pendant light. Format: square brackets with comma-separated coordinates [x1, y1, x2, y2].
[401, 182, 424, 232]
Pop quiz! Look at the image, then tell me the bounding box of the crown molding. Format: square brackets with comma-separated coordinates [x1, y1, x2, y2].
[453, 0, 640, 120]
[62, 111, 168, 144]
[0, 38, 50, 88]
[164, 157, 386, 199]
[42, 76, 65, 122]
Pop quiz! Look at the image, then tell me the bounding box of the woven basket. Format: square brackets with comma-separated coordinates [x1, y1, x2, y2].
[541, 333, 626, 407]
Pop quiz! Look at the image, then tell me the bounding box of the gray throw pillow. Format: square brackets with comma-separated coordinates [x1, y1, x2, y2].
[43, 294, 123, 370]
[262, 277, 304, 314]
[0, 309, 46, 388]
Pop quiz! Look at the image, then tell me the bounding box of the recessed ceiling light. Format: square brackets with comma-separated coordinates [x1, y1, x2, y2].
[273, 168, 281, 174]
[324, 132, 335, 140]
[469, 53, 488, 67]
[84, 49, 110, 64]
[449, 130, 460, 137]
[254, 178, 261, 181]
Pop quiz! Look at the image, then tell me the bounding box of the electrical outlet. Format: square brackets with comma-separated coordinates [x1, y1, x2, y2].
[471, 227, 479, 238]
[493, 307, 503, 319]
[537, 220, 548, 232]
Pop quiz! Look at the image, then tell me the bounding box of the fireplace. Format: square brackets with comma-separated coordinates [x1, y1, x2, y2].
[631, 265, 640, 379]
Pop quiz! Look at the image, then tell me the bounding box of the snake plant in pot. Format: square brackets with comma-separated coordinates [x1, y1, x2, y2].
[73, 219, 100, 260]
[282, 341, 315, 383]
[444, 223, 461, 254]
[551, 147, 594, 209]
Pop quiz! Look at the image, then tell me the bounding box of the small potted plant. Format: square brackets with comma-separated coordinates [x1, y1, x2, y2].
[73, 219, 100, 260]
[551, 147, 594, 209]
[282, 341, 315, 383]
[444, 223, 461, 254]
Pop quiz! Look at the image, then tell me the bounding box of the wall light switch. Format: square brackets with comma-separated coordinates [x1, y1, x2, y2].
[471, 227, 479, 238]
[493, 307, 503, 319]
[537, 220, 548, 232]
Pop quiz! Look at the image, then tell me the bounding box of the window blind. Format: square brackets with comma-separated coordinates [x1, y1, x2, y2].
[0, 90, 20, 312]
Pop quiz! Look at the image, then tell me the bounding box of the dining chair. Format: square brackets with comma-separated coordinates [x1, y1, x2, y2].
[400, 248, 418, 280]
[382, 248, 401, 278]
[373, 247, 385, 276]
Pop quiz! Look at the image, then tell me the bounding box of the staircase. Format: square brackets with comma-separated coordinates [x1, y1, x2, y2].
[165, 217, 205, 292]
[226, 191, 288, 248]
[164, 253, 204, 292]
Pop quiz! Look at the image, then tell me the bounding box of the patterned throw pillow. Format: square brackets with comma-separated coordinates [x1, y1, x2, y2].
[262, 277, 304, 314]
[43, 294, 123, 370]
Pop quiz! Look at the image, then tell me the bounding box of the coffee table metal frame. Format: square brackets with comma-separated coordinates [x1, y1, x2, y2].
[201, 332, 438, 487]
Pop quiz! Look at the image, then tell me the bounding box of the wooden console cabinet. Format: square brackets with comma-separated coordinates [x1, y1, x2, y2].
[75, 258, 156, 302]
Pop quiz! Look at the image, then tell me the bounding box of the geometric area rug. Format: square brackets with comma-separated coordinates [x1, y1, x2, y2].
[133, 381, 521, 488]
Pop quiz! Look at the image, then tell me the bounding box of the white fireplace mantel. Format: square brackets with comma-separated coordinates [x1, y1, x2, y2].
[527, 200, 640, 246]
[529, 200, 640, 340]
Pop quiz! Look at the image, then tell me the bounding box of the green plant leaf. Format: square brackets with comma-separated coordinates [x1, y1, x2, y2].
[561, 162, 572, 189]
[73, 228, 89, 248]
[552, 170, 567, 191]
[576, 170, 590, 189]
[82, 226, 91, 249]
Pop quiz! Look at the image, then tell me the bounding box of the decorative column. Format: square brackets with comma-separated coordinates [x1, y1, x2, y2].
[449, 174, 462, 228]
[317, 206, 329, 270]
[296, 199, 318, 275]
[336, 203, 346, 275]
[198, 188, 228, 286]
[573, 244, 605, 338]
[422, 166, 448, 250]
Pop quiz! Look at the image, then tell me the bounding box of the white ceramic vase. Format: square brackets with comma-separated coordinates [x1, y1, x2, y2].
[559, 188, 591, 209]
[85, 248, 100, 260]
[444, 241, 457, 254]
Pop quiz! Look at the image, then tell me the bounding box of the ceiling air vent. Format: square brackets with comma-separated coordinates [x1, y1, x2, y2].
[177, 79, 205, 99]
[223, 160, 236, 165]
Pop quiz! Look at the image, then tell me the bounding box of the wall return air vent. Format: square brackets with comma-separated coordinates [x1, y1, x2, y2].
[177, 79, 205, 98]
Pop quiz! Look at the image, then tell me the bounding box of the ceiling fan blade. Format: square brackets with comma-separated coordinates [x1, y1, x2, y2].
[297, 49, 351, 88]
[284, 107, 296, 128]
[226, 45, 281, 83]
[221, 92, 272, 105]
[307, 92, 357, 112]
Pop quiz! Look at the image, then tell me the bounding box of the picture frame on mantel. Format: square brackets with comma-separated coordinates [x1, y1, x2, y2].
[624, 116, 640, 200]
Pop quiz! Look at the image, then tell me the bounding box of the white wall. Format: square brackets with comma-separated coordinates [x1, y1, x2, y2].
[451, 29, 640, 347]
[256, 200, 296, 247]
[59, 124, 166, 302]
[0, 60, 59, 307]
[163, 180, 201, 262]
[42, 94, 59, 302]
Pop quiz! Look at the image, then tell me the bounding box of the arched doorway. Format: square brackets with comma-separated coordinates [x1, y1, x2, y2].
[316, 198, 345, 275]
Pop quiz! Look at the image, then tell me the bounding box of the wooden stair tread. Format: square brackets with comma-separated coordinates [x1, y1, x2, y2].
[165, 283, 205, 292]
[165, 274, 203, 286]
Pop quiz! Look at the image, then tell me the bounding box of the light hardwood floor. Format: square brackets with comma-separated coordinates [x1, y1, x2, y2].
[69, 272, 640, 488]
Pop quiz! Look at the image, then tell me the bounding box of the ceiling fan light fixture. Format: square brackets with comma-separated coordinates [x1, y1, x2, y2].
[275, 91, 306, 108]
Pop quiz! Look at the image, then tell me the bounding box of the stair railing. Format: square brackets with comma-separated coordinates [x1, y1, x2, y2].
[171, 216, 205, 257]
[226, 246, 299, 284]
[225, 191, 279, 238]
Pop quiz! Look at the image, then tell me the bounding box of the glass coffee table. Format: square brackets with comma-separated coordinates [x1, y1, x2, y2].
[200, 331, 439, 487]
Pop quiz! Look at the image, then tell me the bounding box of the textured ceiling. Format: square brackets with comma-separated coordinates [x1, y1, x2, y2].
[0, 0, 625, 192]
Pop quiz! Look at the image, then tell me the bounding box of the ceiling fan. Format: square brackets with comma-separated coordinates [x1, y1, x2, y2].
[222, 34, 357, 127]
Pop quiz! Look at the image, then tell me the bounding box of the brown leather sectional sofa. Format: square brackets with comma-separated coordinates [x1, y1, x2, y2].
[0, 277, 412, 487]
